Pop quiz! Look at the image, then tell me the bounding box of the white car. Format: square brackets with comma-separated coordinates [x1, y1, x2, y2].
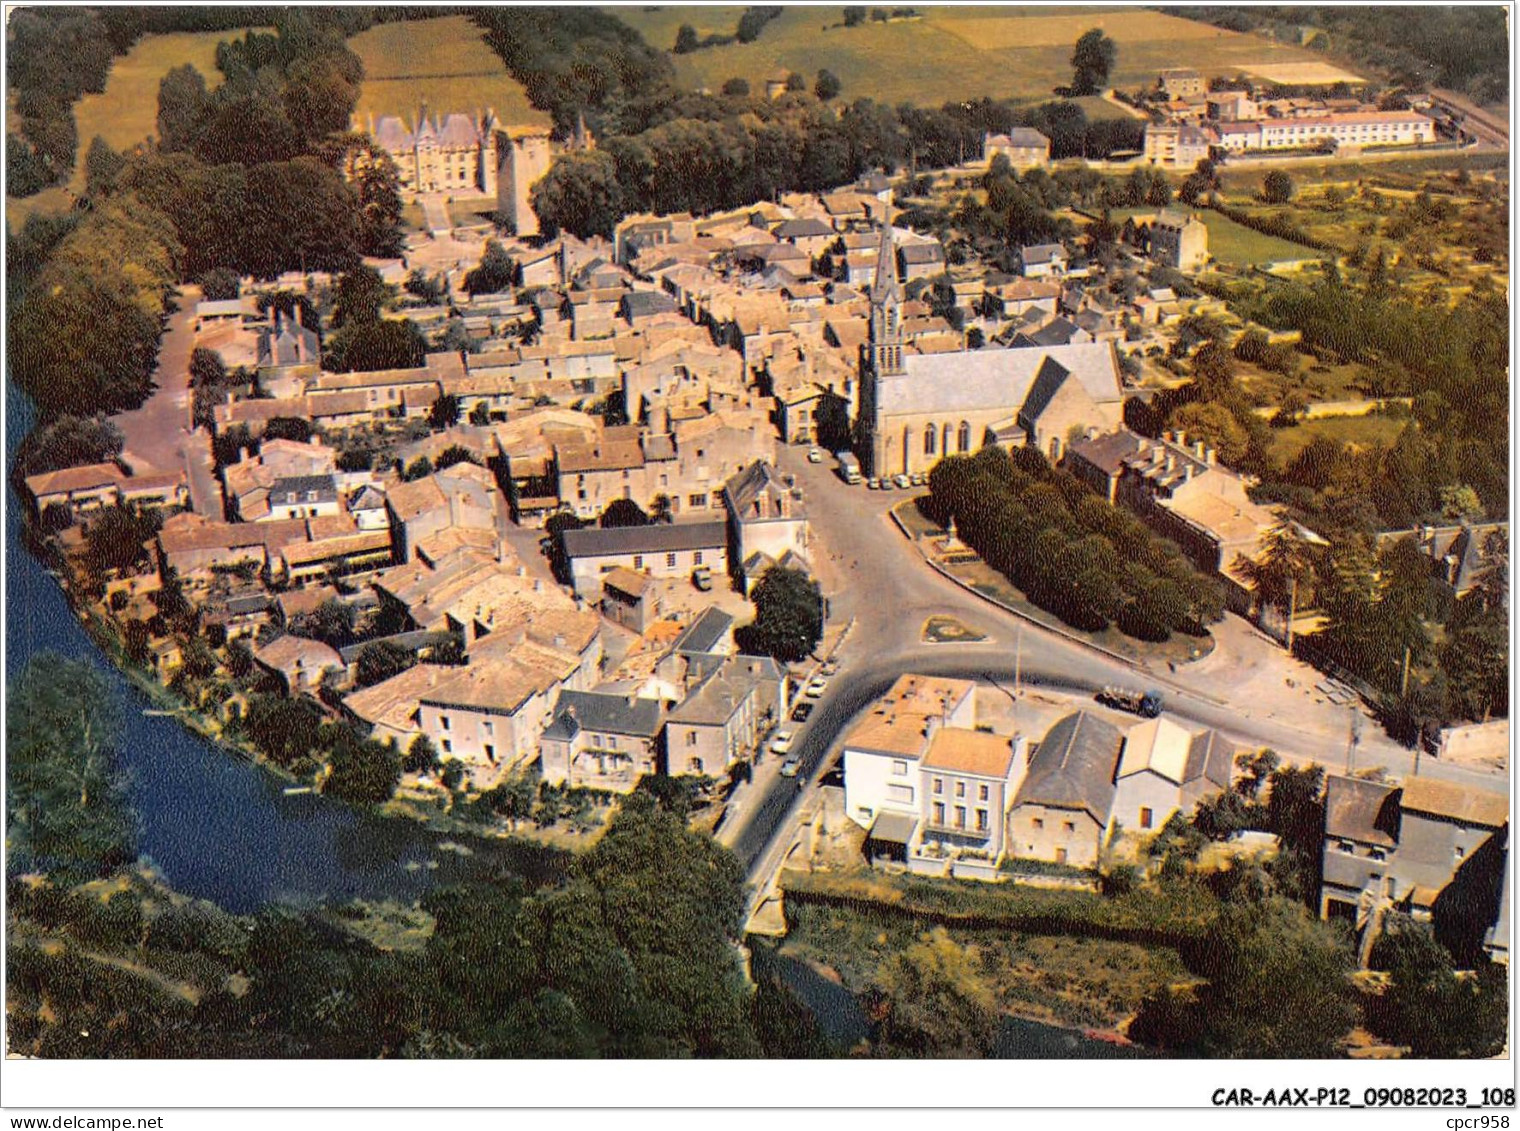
[893, 473, 912, 490]
[804, 676, 828, 698]
[866, 477, 881, 490]
[769, 730, 795, 755]
[807, 447, 823, 463]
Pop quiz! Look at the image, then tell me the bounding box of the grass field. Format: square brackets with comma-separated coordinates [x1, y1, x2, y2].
[1200, 210, 1324, 266]
[1267, 412, 1407, 463]
[6, 28, 256, 229]
[347, 15, 549, 129]
[615, 5, 1337, 108]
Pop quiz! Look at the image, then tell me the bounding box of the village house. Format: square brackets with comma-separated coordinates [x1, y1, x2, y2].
[362, 110, 500, 197]
[723, 460, 810, 586]
[1148, 209, 1210, 273]
[1320, 774, 1509, 962]
[598, 566, 659, 633]
[561, 520, 729, 599]
[25, 462, 188, 520]
[252, 633, 346, 696]
[844, 674, 977, 833]
[1158, 67, 1206, 99]
[540, 689, 665, 792]
[664, 654, 786, 778]
[1017, 243, 1070, 279]
[1110, 716, 1234, 834]
[983, 128, 1050, 170]
[1007, 711, 1126, 871]
[913, 727, 1030, 877]
[385, 463, 507, 564]
[1142, 122, 1214, 170]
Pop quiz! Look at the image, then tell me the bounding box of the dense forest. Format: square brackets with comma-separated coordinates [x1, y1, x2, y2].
[1167, 6, 1509, 104]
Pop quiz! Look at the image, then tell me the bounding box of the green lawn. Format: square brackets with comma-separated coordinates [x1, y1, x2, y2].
[7, 28, 258, 229]
[347, 15, 550, 129]
[613, 5, 1334, 107]
[1267, 412, 1408, 464]
[1200, 210, 1323, 267]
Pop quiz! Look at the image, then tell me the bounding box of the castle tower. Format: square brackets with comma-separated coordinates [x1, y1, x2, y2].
[496, 126, 553, 237]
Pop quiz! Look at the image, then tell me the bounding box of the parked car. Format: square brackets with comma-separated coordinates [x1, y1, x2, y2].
[821, 659, 839, 676]
[880, 477, 895, 490]
[804, 676, 828, 698]
[911, 472, 927, 486]
[769, 730, 795, 755]
[807, 447, 823, 463]
[893, 473, 912, 490]
[791, 701, 814, 722]
[779, 758, 801, 778]
[692, 566, 713, 591]
[867, 477, 881, 490]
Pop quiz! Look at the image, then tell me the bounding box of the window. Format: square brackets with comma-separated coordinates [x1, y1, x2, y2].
[958, 420, 972, 453]
[954, 781, 965, 798]
[633, 554, 644, 570]
[923, 424, 936, 456]
[932, 802, 945, 826]
[954, 806, 966, 829]
[1055, 847, 1068, 865]
[1455, 845, 1467, 863]
[693, 551, 703, 565]
[440, 716, 451, 731]
[933, 778, 943, 795]
[1140, 807, 1153, 830]
[978, 784, 989, 801]
[686, 731, 697, 746]
[688, 758, 702, 774]
[483, 721, 493, 735]
[666, 552, 677, 568]
[1032, 817, 1044, 830]
[976, 808, 988, 831]
[1063, 820, 1075, 833]
[689, 493, 707, 507]
[484, 744, 495, 761]
[891, 760, 908, 776]
[1369, 847, 1387, 861]
[441, 739, 452, 753]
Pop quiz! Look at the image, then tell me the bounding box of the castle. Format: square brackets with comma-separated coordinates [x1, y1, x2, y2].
[357, 109, 594, 238]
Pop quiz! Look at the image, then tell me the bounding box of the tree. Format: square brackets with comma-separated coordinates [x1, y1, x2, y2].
[463, 239, 516, 296]
[1132, 892, 1356, 1057]
[402, 456, 433, 482]
[403, 734, 440, 775]
[349, 142, 404, 257]
[404, 268, 446, 306]
[1168, 401, 1249, 466]
[721, 77, 751, 98]
[83, 505, 157, 576]
[189, 346, 227, 389]
[262, 416, 312, 443]
[323, 734, 401, 805]
[327, 319, 426, 374]
[843, 6, 867, 27]
[241, 694, 323, 769]
[83, 135, 125, 197]
[330, 265, 392, 329]
[13, 414, 123, 478]
[673, 24, 699, 53]
[785, 71, 806, 92]
[293, 598, 356, 648]
[156, 63, 209, 152]
[739, 566, 823, 663]
[1367, 915, 1508, 1057]
[1070, 29, 1117, 96]
[600, 499, 650, 529]
[435, 444, 477, 471]
[468, 400, 492, 426]
[197, 266, 241, 302]
[867, 928, 1000, 1056]
[1438, 484, 1484, 523]
[530, 151, 626, 239]
[1233, 520, 1317, 649]
[1262, 170, 1295, 204]
[814, 69, 842, 101]
[428, 394, 462, 431]
[355, 640, 415, 689]
[7, 653, 137, 879]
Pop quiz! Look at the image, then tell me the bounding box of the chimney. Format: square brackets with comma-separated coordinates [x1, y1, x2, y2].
[1086, 426, 1099, 441]
[1193, 440, 1206, 458]
[1204, 446, 1216, 465]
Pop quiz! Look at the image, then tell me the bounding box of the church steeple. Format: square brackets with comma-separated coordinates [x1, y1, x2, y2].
[868, 207, 904, 377]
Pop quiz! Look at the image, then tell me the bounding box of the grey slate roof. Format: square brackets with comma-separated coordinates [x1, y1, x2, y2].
[673, 606, 734, 656]
[898, 242, 946, 265]
[1014, 710, 1124, 822]
[1324, 775, 1401, 848]
[543, 689, 663, 740]
[621, 290, 678, 319]
[1021, 243, 1067, 265]
[1068, 430, 1146, 476]
[876, 342, 1120, 417]
[270, 474, 338, 505]
[1182, 729, 1234, 791]
[562, 520, 729, 560]
[775, 218, 835, 240]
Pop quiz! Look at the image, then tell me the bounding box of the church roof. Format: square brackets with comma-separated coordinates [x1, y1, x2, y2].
[869, 220, 898, 304]
[874, 342, 1121, 418]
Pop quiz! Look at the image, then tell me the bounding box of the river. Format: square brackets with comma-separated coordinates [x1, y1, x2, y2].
[6, 384, 565, 913]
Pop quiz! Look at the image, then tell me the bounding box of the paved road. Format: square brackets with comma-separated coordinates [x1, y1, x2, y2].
[113, 285, 200, 470]
[729, 445, 1502, 878]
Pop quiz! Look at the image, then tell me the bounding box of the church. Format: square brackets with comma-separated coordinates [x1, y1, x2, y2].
[856, 221, 1126, 478]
